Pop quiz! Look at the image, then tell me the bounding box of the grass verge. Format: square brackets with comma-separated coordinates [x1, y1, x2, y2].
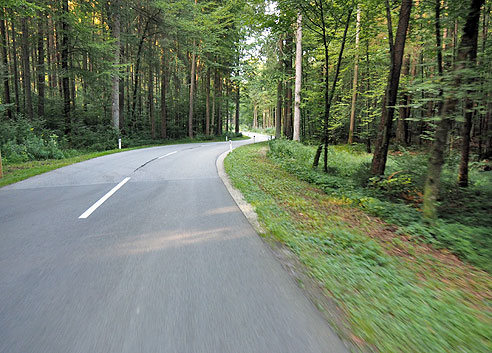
[0, 135, 247, 188]
[224, 142, 491, 353]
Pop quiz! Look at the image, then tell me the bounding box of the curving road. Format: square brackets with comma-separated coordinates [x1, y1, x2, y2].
[0, 134, 348, 353]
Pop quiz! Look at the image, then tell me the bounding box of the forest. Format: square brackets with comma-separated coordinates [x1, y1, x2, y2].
[1, 0, 491, 219]
[1, 0, 491, 351]
[0, 0, 491, 235]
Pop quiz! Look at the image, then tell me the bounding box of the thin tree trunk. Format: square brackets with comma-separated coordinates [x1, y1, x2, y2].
[371, 0, 413, 175]
[423, 0, 484, 220]
[293, 12, 302, 141]
[457, 1, 481, 187]
[217, 73, 222, 135]
[235, 83, 240, 134]
[284, 32, 293, 139]
[396, 54, 411, 144]
[161, 51, 167, 139]
[149, 61, 155, 139]
[205, 66, 210, 135]
[111, 0, 120, 130]
[313, 6, 353, 171]
[276, 37, 283, 138]
[348, 6, 360, 144]
[61, 0, 71, 135]
[20, 17, 33, 120]
[188, 42, 196, 138]
[37, 13, 45, 118]
[131, 19, 150, 122]
[11, 21, 20, 112]
[0, 16, 12, 119]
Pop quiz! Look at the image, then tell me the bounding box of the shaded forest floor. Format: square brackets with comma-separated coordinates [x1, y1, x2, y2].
[224, 142, 491, 353]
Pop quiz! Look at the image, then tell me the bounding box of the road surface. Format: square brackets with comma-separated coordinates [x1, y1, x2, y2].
[0, 135, 348, 353]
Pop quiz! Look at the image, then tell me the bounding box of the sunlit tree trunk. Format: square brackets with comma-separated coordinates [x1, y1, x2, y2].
[0, 16, 11, 119]
[293, 12, 302, 142]
[11, 21, 20, 112]
[348, 6, 360, 144]
[276, 37, 283, 138]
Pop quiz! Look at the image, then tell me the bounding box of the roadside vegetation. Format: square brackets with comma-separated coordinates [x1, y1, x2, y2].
[0, 118, 244, 188]
[225, 141, 492, 353]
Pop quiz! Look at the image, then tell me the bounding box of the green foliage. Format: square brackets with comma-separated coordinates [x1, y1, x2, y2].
[0, 118, 65, 163]
[267, 139, 492, 272]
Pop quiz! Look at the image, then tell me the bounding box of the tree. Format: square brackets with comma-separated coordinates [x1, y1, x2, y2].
[111, 0, 120, 131]
[20, 17, 33, 120]
[347, 6, 360, 144]
[293, 11, 302, 141]
[423, 0, 485, 220]
[0, 15, 11, 119]
[370, 0, 413, 175]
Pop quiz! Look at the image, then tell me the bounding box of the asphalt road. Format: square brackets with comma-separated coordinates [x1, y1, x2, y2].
[0, 134, 348, 353]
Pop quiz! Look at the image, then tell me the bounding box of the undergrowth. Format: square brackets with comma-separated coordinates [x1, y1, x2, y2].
[267, 139, 492, 272]
[225, 142, 492, 353]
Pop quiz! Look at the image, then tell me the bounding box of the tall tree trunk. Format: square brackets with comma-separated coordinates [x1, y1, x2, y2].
[20, 17, 33, 120]
[0, 16, 12, 119]
[396, 54, 411, 144]
[371, 0, 413, 175]
[61, 0, 71, 135]
[235, 83, 240, 134]
[188, 43, 196, 138]
[275, 37, 283, 138]
[111, 0, 120, 131]
[37, 13, 45, 119]
[161, 51, 167, 139]
[313, 5, 353, 171]
[348, 6, 361, 144]
[423, 0, 484, 220]
[131, 19, 150, 123]
[149, 61, 155, 139]
[293, 12, 302, 141]
[217, 73, 222, 135]
[205, 66, 210, 135]
[284, 33, 293, 139]
[225, 79, 230, 133]
[119, 47, 125, 130]
[11, 21, 20, 112]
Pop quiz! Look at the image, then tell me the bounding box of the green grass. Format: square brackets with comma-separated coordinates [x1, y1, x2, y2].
[0, 135, 248, 188]
[266, 139, 492, 272]
[225, 142, 492, 353]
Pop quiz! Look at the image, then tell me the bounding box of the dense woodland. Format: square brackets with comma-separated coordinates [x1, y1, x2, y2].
[1, 0, 492, 222]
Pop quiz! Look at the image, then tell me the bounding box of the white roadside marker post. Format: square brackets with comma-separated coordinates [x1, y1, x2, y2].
[229, 140, 232, 152]
[118, 138, 122, 149]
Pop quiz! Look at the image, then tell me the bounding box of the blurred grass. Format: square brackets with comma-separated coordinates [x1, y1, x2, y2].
[225, 142, 492, 353]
